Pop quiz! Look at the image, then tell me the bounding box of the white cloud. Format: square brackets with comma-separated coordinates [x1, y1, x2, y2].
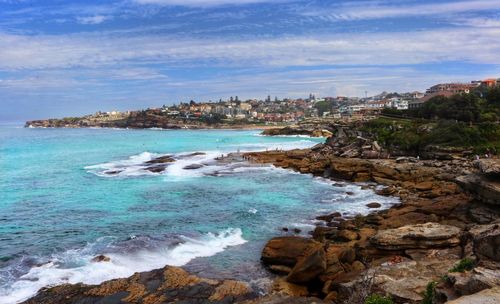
[133, 0, 283, 7]
[302, 0, 500, 21]
[0, 27, 499, 71]
[76, 15, 110, 24]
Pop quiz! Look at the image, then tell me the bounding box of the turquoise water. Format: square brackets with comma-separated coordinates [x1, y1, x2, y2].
[0, 126, 397, 303]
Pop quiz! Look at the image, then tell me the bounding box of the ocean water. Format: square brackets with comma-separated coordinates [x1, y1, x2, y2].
[0, 126, 398, 303]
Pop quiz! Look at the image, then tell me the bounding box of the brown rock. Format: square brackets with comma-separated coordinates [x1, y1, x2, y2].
[272, 278, 309, 297]
[261, 236, 321, 267]
[336, 229, 359, 242]
[208, 280, 251, 301]
[366, 202, 382, 208]
[338, 248, 356, 264]
[371, 222, 461, 250]
[287, 243, 327, 283]
[91, 255, 110, 262]
[415, 181, 434, 191]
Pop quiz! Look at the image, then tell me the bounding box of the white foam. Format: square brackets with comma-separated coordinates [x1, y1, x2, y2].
[0, 228, 246, 304]
[247, 208, 258, 214]
[84, 151, 163, 177]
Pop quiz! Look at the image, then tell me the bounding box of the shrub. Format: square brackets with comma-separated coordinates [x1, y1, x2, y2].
[365, 294, 393, 304]
[422, 281, 437, 304]
[449, 258, 475, 273]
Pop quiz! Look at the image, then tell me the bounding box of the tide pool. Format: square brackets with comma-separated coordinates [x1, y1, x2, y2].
[0, 127, 398, 303]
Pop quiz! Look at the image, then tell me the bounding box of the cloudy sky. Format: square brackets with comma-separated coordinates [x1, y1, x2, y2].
[1, 0, 500, 121]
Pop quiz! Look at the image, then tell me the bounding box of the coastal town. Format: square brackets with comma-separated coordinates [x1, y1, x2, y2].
[26, 78, 499, 129]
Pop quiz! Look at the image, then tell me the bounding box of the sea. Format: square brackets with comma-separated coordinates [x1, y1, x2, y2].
[0, 125, 398, 303]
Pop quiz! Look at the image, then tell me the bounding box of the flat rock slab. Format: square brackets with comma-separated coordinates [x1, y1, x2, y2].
[371, 222, 461, 250]
[445, 286, 500, 304]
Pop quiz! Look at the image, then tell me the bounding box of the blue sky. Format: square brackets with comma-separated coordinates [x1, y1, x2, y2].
[1, 0, 500, 121]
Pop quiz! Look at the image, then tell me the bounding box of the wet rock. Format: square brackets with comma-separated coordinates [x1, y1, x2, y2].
[22, 266, 254, 304]
[415, 181, 434, 191]
[208, 280, 251, 301]
[91, 255, 110, 262]
[287, 243, 326, 283]
[376, 186, 396, 196]
[271, 278, 309, 297]
[335, 229, 359, 242]
[312, 226, 337, 242]
[338, 248, 356, 264]
[315, 212, 341, 222]
[183, 163, 204, 170]
[366, 202, 382, 208]
[261, 236, 322, 267]
[269, 265, 292, 274]
[371, 222, 461, 250]
[145, 155, 175, 164]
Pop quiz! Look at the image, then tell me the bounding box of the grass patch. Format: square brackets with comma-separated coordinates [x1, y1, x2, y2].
[422, 281, 437, 304]
[365, 294, 393, 304]
[449, 258, 475, 273]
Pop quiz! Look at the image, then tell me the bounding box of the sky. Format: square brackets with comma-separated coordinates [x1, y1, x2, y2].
[1, 0, 500, 121]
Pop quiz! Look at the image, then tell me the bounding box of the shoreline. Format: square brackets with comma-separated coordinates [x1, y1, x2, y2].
[19, 143, 500, 303]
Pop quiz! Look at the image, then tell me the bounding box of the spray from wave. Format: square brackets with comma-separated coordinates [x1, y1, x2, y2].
[0, 228, 246, 304]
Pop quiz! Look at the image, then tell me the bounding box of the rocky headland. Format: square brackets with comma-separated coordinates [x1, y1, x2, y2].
[23, 124, 500, 304]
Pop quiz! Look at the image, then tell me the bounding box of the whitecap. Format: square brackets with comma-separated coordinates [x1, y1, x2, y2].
[0, 228, 246, 304]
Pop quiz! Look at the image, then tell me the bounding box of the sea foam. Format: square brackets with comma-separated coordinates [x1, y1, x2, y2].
[0, 228, 246, 304]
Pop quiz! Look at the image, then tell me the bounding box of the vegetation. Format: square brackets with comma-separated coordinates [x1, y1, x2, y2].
[449, 258, 475, 273]
[422, 281, 437, 304]
[404, 87, 500, 123]
[313, 99, 336, 116]
[365, 294, 393, 304]
[362, 117, 500, 155]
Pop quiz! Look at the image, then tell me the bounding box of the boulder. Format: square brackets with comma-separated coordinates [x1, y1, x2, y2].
[335, 230, 359, 242]
[456, 175, 500, 205]
[469, 222, 500, 262]
[261, 236, 322, 267]
[183, 164, 204, 170]
[91, 255, 110, 262]
[271, 278, 309, 297]
[445, 286, 500, 304]
[287, 243, 327, 283]
[366, 202, 382, 208]
[370, 222, 461, 250]
[208, 280, 251, 301]
[476, 159, 500, 180]
[448, 267, 500, 297]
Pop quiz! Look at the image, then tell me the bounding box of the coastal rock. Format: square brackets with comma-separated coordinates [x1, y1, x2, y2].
[271, 278, 309, 297]
[370, 222, 461, 250]
[456, 174, 500, 205]
[261, 127, 313, 137]
[145, 155, 175, 164]
[366, 202, 382, 208]
[286, 243, 326, 283]
[469, 222, 500, 262]
[183, 163, 204, 170]
[241, 295, 327, 304]
[208, 280, 251, 301]
[372, 258, 458, 303]
[476, 159, 500, 180]
[91, 255, 110, 262]
[444, 286, 500, 304]
[261, 236, 322, 267]
[22, 266, 254, 304]
[447, 267, 500, 297]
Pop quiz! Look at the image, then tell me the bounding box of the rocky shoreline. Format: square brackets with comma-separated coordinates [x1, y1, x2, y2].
[242, 143, 499, 303]
[22, 133, 499, 303]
